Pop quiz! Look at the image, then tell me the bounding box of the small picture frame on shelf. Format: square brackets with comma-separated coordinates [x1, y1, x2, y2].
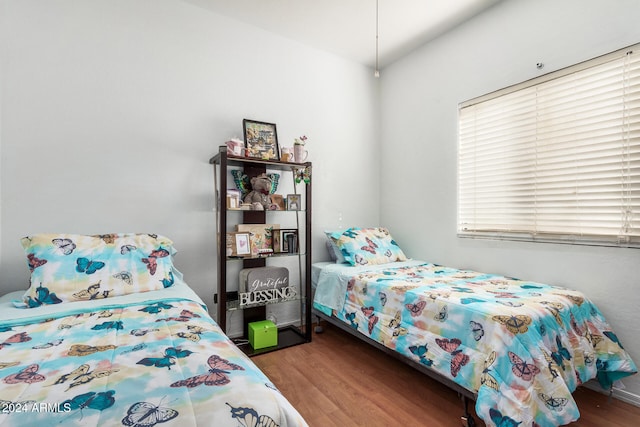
[226, 189, 241, 210]
[286, 194, 301, 211]
[282, 230, 299, 254]
[272, 228, 297, 253]
[243, 119, 279, 160]
[270, 194, 285, 211]
[273, 228, 298, 254]
[235, 233, 251, 255]
[226, 232, 251, 257]
[272, 231, 281, 253]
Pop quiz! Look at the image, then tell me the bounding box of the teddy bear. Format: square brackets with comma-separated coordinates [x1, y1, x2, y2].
[231, 171, 280, 210]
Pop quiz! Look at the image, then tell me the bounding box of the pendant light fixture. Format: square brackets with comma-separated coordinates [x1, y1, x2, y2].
[374, 0, 380, 78]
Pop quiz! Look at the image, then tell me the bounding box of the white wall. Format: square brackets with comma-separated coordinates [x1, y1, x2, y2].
[0, 0, 380, 313]
[380, 0, 640, 401]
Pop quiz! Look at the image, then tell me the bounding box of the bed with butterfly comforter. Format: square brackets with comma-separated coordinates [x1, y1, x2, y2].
[313, 259, 638, 426]
[315, 226, 638, 427]
[0, 233, 307, 427]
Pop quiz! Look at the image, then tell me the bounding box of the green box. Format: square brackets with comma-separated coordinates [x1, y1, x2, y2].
[248, 320, 278, 349]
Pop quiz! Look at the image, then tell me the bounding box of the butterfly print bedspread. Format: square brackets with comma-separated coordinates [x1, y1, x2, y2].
[0, 298, 307, 426]
[315, 262, 637, 427]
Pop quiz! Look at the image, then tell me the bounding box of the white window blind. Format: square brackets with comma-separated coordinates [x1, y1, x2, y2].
[458, 44, 640, 247]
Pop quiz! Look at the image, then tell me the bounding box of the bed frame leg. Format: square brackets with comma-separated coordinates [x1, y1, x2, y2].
[459, 394, 476, 427]
[314, 316, 324, 333]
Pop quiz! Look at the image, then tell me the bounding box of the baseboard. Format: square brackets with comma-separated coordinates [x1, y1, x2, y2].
[584, 380, 640, 407]
[613, 387, 640, 407]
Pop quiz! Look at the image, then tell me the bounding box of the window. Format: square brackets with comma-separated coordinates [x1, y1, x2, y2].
[458, 44, 640, 247]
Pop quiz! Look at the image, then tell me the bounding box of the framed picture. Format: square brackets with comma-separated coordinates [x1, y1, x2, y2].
[243, 119, 279, 160]
[271, 228, 297, 253]
[235, 233, 251, 255]
[270, 194, 285, 211]
[226, 189, 241, 210]
[226, 232, 251, 257]
[282, 230, 299, 254]
[286, 194, 301, 211]
[272, 230, 281, 253]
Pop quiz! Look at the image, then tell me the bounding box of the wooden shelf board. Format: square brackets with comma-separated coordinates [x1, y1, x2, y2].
[235, 325, 309, 357]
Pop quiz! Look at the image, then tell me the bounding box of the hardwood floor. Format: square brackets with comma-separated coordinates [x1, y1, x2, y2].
[252, 321, 639, 427]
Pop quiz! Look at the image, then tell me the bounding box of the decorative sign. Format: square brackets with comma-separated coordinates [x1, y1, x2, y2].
[238, 266, 294, 308]
[240, 267, 288, 292]
[239, 286, 297, 308]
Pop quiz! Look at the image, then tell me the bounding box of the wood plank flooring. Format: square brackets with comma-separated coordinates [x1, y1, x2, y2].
[252, 321, 640, 427]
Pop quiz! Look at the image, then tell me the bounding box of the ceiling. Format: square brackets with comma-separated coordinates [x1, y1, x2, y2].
[183, 0, 503, 70]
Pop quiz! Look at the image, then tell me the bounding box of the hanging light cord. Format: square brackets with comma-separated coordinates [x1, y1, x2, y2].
[375, 0, 380, 77]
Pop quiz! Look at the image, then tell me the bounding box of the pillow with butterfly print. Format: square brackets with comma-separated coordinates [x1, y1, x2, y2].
[18, 233, 179, 308]
[328, 227, 408, 266]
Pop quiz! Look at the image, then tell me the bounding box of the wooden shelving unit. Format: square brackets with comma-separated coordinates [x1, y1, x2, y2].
[209, 146, 312, 355]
